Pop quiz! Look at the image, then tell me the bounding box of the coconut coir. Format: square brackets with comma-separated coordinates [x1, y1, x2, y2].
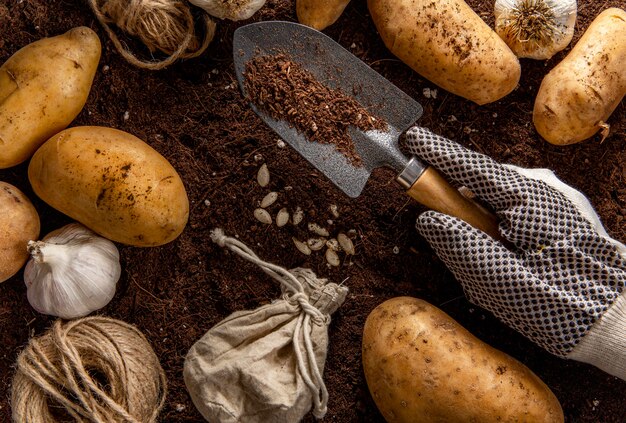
[244, 53, 387, 167]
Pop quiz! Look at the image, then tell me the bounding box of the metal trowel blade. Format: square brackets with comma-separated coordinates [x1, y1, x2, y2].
[233, 21, 423, 198]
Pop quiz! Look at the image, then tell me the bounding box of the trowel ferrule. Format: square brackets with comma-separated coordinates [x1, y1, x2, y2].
[397, 156, 428, 189]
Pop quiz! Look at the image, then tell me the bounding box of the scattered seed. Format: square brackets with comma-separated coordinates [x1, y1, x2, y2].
[326, 238, 340, 251]
[276, 208, 289, 227]
[257, 164, 270, 187]
[337, 233, 355, 255]
[329, 204, 339, 218]
[204, 199, 211, 207]
[392, 246, 400, 254]
[307, 238, 326, 251]
[254, 154, 263, 162]
[292, 207, 304, 225]
[277, 139, 286, 148]
[260, 191, 278, 208]
[325, 248, 340, 266]
[293, 238, 311, 255]
[254, 208, 272, 224]
[347, 229, 357, 238]
[308, 222, 329, 237]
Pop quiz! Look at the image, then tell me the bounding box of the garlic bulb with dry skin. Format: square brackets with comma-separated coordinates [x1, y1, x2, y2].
[188, 0, 266, 21]
[495, 0, 577, 60]
[24, 223, 121, 319]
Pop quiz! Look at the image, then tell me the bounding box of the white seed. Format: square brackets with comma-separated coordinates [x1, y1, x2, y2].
[329, 204, 339, 218]
[326, 238, 340, 251]
[392, 246, 400, 254]
[260, 192, 278, 208]
[307, 238, 326, 251]
[337, 233, 355, 255]
[257, 164, 270, 187]
[325, 248, 340, 267]
[292, 207, 304, 225]
[293, 238, 311, 255]
[308, 222, 329, 237]
[254, 208, 272, 224]
[276, 208, 289, 227]
[277, 139, 286, 148]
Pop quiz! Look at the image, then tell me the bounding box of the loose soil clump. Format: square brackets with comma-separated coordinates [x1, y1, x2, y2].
[244, 53, 387, 166]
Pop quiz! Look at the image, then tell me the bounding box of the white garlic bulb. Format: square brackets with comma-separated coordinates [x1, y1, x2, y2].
[24, 223, 121, 319]
[188, 0, 266, 21]
[494, 0, 577, 60]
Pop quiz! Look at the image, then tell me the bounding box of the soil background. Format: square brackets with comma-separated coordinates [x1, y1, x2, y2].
[1, 0, 625, 422]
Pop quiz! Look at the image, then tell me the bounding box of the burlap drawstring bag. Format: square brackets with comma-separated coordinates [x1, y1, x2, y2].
[184, 229, 349, 422]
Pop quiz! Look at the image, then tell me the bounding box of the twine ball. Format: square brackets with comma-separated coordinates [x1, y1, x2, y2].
[88, 0, 216, 69]
[11, 316, 167, 423]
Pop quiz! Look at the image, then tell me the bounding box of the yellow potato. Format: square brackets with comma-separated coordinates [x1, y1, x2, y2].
[28, 126, 189, 247]
[297, 0, 351, 30]
[533, 8, 626, 145]
[368, 0, 520, 105]
[0, 182, 40, 282]
[362, 297, 564, 423]
[0, 26, 101, 169]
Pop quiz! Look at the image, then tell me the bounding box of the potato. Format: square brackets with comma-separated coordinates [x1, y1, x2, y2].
[368, 0, 520, 105]
[0, 27, 101, 169]
[297, 0, 351, 30]
[533, 8, 626, 145]
[362, 297, 564, 423]
[0, 182, 40, 282]
[28, 126, 189, 247]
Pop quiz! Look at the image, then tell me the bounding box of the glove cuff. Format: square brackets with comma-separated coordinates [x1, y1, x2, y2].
[567, 293, 626, 381]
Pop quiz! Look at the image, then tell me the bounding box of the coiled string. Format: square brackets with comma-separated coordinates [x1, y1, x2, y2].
[11, 316, 167, 422]
[88, 0, 216, 70]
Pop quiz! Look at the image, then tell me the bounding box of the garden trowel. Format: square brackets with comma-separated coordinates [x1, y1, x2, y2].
[233, 21, 500, 239]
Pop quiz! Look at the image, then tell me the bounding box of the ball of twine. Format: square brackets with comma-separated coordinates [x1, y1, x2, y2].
[11, 316, 167, 423]
[88, 0, 216, 70]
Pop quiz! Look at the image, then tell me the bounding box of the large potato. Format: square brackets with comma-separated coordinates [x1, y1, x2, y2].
[297, 0, 351, 30]
[0, 27, 101, 169]
[28, 126, 189, 247]
[362, 297, 564, 423]
[0, 182, 40, 282]
[368, 0, 520, 105]
[533, 8, 626, 145]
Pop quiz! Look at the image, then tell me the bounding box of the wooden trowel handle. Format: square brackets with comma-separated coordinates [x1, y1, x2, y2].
[407, 167, 502, 240]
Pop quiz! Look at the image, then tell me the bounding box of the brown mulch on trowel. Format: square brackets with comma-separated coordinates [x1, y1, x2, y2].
[244, 53, 387, 166]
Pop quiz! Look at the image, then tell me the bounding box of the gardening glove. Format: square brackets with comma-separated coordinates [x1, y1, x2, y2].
[406, 126, 626, 381]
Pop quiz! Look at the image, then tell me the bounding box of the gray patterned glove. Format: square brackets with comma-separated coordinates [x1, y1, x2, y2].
[406, 126, 626, 381]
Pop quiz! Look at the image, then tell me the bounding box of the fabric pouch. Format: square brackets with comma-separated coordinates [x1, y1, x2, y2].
[184, 229, 348, 422]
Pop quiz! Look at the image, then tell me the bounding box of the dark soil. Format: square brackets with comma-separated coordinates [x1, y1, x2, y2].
[1, 1, 625, 422]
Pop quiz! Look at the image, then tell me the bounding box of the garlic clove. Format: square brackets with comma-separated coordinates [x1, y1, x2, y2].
[24, 223, 120, 319]
[494, 0, 577, 60]
[189, 0, 267, 21]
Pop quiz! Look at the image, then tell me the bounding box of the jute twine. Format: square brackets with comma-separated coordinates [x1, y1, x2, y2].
[11, 316, 167, 423]
[88, 0, 216, 70]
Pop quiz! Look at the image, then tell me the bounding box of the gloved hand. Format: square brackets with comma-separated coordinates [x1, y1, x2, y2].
[406, 126, 626, 381]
